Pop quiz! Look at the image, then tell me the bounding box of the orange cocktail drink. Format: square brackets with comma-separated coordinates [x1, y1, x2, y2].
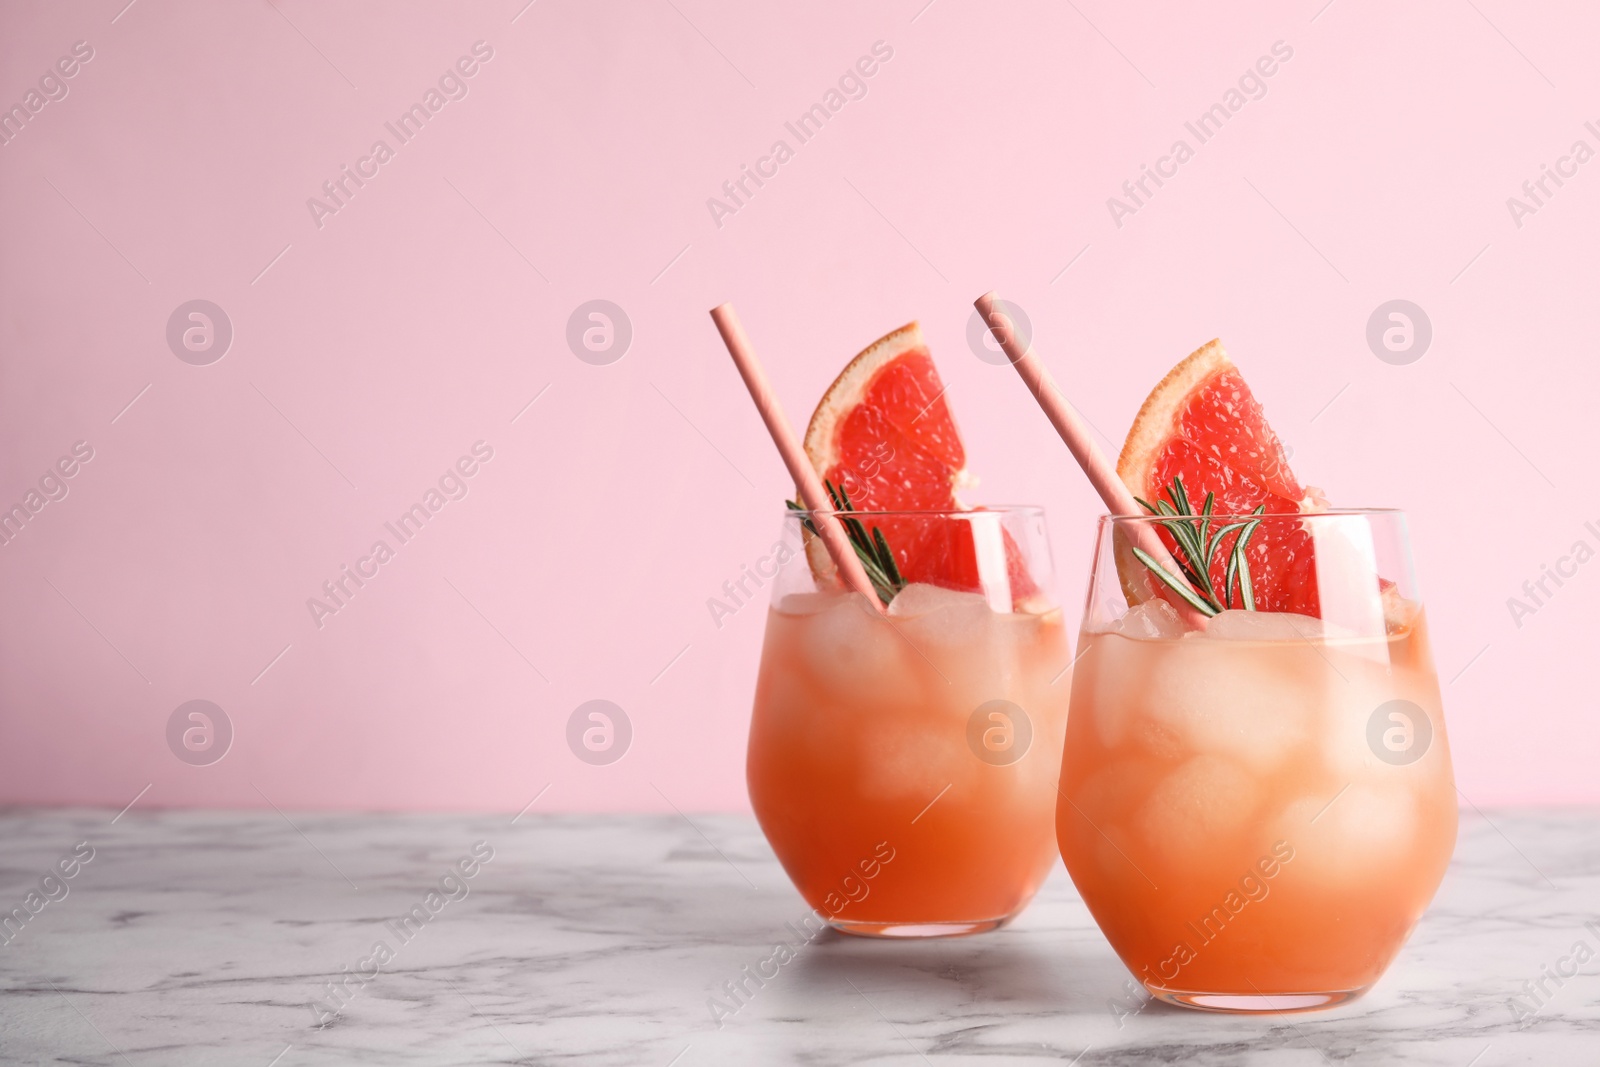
[729, 320, 1074, 936]
[1020, 336, 1462, 1011]
[1059, 510, 1457, 1010]
[748, 507, 1071, 936]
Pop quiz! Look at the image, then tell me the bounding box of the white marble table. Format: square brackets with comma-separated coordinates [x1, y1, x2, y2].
[0, 809, 1594, 1065]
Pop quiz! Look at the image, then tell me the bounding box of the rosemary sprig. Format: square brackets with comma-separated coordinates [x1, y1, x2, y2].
[786, 480, 907, 606]
[1132, 474, 1265, 617]
[1130, 545, 1217, 616]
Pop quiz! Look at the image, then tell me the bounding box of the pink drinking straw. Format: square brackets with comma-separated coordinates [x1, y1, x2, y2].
[973, 291, 1210, 628]
[710, 302, 886, 613]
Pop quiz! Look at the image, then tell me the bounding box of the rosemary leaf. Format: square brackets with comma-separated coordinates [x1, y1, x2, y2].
[1155, 517, 1214, 601]
[871, 526, 903, 588]
[1130, 477, 1265, 615]
[1213, 520, 1252, 610]
[786, 499, 818, 538]
[788, 482, 907, 606]
[1156, 524, 1212, 594]
[1236, 544, 1255, 610]
[1169, 474, 1192, 515]
[1235, 509, 1264, 611]
[1132, 547, 1219, 617]
[844, 514, 870, 553]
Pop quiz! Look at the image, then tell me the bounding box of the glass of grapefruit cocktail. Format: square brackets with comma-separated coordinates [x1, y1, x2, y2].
[1056, 340, 1457, 1011]
[749, 506, 1071, 937]
[742, 322, 1071, 937]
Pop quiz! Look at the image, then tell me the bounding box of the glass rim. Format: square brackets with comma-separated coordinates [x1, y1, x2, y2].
[784, 504, 1046, 519]
[1099, 507, 1405, 523]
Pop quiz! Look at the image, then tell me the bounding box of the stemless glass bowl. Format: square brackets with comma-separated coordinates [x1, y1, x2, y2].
[1057, 510, 1457, 1010]
[746, 506, 1072, 937]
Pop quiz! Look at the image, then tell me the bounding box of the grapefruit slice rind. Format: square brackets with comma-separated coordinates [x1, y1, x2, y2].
[797, 322, 1036, 605]
[1114, 339, 1321, 617]
[803, 323, 955, 487]
[1116, 340, 1233, 506]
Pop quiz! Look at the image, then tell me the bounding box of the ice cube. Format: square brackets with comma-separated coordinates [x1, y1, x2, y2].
[1204, 609, 1328, 642]
[1070, 759, 1160, 825]
[888, 583, 999, 701]
[1383, 588, 1421, 634]
[775, 591, 843, 617]
[995, 606, 1070, 698]
[1136, 755, 1261, 865]
[1274, 783, 1417, 887]
[1205, 609, 1373, 644]
[1108, 599, 1185, 640]
[887, 584, 993, 653]
[799, 593, 912, 701]
[856, 718, 959, 801]
[887, 582, 989, 619]
[1069, 632, 1178, 754]
[1316, 653, 1406, 781]
[1137, 638, 1316, 772]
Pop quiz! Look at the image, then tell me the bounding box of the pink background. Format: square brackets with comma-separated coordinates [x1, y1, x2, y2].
[0, 0, 1593, 811]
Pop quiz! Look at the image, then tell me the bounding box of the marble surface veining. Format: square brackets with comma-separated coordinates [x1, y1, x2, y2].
[0, 809, 1596, 1065]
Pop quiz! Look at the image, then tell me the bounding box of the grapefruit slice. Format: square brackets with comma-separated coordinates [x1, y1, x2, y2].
[1116, 340, 1321, 616]
[802, 323, 1034, 602]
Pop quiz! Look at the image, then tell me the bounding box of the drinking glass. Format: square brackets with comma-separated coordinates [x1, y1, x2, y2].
[1058, 510, 1457, 1010]
[747, 507, 1071, 937]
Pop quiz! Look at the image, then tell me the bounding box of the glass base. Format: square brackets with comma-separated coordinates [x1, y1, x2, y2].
[1147, 986, 1368, 1013]
[829, 917, 1009, 939]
